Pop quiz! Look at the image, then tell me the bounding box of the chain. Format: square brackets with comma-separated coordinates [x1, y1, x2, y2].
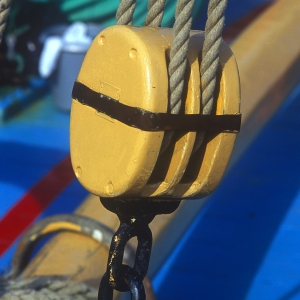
[98, 221, 151, 299]
[98, 198, 180, 299]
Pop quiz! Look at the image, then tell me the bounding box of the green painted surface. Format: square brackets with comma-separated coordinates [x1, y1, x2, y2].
[28, 0, 207, 27]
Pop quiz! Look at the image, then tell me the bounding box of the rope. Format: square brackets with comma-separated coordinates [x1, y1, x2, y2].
[116, 0, 136, 25]
[0, 0, 11, 44]
[193, 0, 228, 152]
[160, 0, 196, 153]
[0, 277, 98, 300]
[145, 0, 166, 27]
[169, 0, 195, 114]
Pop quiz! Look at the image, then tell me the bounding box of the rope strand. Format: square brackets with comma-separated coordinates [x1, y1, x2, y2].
[0, 277, 98, 300]
[0, 0, 11, 44]
[169, 0, 195, 114]
[160, 0, 195, 153]
[192, 0, 228, 153]
[116, 0, 136, 25]
[145, 0, 166, 27]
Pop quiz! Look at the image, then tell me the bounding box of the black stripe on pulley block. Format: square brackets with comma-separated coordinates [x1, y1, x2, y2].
[72, 80, 241, 133]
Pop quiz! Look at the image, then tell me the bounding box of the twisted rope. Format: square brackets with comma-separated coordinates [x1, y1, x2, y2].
[160, 0, 195, 153]
[116, 0, 136, 25]
[145, 0, 166, 27]
[169, 0, 195, 115]
[193, 0, 228, 152]
[0, 0, 11, 44]
[0, 277, 98, 300]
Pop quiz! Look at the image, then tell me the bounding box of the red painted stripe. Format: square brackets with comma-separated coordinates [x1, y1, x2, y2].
[0, 155, 75, 256]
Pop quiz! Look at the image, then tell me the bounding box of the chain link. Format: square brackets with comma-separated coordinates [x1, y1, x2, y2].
[98, 216, 152, 299]
[98, 198, 180, 299]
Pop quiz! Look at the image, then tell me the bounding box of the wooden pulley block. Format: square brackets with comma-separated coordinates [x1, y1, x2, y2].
[71, 25, 170, 197]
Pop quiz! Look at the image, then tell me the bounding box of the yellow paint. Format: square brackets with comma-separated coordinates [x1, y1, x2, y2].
[70, 25, 240, 199]
[71, 25, 169, 197]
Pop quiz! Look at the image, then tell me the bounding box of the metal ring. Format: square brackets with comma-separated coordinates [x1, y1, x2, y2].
[11, 214, 115, 278]
[12, 214, 156, 299]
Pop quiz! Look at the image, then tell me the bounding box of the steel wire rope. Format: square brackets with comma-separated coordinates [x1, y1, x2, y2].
[0, 0, 11, 44]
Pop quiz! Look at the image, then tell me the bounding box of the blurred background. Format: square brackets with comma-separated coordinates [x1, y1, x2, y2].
[1, 0, 300, 299]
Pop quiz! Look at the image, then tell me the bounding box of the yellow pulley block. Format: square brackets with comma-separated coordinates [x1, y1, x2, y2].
[70, 25, 241, 199]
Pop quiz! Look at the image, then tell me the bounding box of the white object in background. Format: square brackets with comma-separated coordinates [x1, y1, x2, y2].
[38, 22, 92, 78]
[39, 36, 62, 78]
[62, 22, 92, 45]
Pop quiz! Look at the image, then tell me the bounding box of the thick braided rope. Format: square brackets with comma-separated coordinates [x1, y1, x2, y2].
[145, 0, 166, 27]
[0, 277, 98, 300]
[193, 0, 228, 152]
[0, 0, 11, 44]
[116, 0, 136, 25]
